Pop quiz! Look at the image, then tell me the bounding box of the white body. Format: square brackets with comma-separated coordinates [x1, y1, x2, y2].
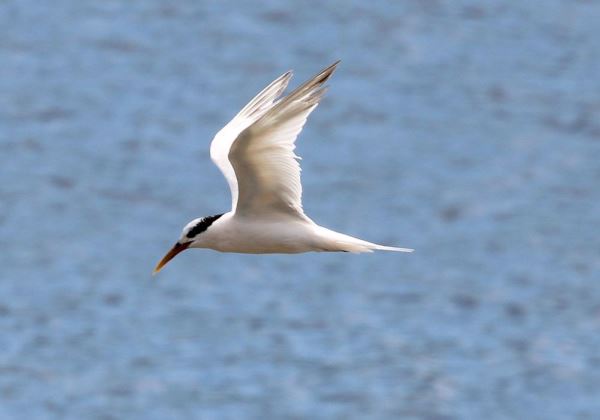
[190, 212, 407, 254]
[165, 61, 412, 262]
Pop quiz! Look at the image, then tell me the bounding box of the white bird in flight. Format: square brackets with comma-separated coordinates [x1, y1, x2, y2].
[154, 61, 413, 274]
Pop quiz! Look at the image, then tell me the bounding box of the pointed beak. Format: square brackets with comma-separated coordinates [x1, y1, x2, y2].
[153, 241, 191, 275]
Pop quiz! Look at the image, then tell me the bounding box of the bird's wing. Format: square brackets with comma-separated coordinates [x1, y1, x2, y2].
[229, 61, 340, 219]
[210, 71, 292, 211]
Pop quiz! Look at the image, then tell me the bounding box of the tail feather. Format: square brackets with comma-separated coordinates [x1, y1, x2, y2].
[373, 245, 414, 253]
[316, 226, 413, 254]
[338, 241, 414, 254]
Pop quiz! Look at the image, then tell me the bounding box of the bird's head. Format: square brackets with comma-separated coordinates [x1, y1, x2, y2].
[153, 214, 224, 274]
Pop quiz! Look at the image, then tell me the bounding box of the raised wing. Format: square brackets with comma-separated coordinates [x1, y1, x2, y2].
[210, 71, 292, 211]
[229, 61, 340, 219]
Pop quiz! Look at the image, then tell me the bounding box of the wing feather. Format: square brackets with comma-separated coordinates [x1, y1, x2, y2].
[210, 71, 292, 210]
[229, 61, 340, 219]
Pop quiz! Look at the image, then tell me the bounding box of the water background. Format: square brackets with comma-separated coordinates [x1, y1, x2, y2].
[1, 1, 600, 418]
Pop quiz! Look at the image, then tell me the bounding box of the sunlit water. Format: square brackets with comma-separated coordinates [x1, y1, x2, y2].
[1, 1, 600, 418]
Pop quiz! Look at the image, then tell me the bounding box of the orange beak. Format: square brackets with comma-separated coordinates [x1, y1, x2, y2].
[153, 242, 191, 275]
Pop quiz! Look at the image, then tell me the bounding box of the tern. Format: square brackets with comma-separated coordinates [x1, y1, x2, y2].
[154, 61, 413, 274]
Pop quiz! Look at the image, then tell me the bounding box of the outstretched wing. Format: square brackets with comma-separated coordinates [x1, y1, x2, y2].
[210, 70, 292, 211]
[229, 61, 340, 219]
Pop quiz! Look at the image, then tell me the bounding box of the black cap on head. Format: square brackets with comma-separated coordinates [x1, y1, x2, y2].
[186, 214, 224, 239]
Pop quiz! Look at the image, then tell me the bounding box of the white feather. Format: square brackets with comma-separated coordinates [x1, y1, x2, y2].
[210, 71, 292, 211]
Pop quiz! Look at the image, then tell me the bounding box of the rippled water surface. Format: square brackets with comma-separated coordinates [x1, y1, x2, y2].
[2, 1, 600, 418]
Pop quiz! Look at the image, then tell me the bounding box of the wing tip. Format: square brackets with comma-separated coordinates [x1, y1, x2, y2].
[273, 60, 341, 111]
[314, 60, 341, 84]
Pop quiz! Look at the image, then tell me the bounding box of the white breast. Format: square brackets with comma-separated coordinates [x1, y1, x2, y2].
[190, 212, 320, 254]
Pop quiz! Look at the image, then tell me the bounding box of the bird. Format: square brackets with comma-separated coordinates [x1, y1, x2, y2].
[153, 61, 413, 274]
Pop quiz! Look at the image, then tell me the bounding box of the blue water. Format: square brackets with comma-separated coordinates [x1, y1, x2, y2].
[2, 1, 600, 418]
